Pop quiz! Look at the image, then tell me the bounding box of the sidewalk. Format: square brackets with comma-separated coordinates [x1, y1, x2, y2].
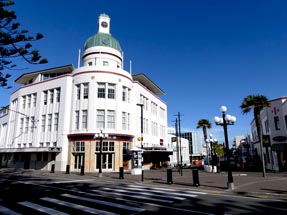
[103, 168, 287, 200]
[1, 167, 287, 200]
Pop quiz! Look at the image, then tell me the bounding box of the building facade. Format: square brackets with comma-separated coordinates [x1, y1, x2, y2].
[0, 14, 169, 173]
[250, 97, 287, 172]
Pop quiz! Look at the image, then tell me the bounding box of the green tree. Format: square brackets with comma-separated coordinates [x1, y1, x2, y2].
[197, 119, 212, 164]
[0, 0, 47, 88]
[240, 94, 270, 177]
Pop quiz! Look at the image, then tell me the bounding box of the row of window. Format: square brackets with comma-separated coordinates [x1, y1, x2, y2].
[87, 58, 121, 69]
[22, 93, 37, 109]
[75, 82, 131, 102]
[17, 142, 57, 148]
[74, 109, 165, 137]
[72, 141, 130, 153]
[41, 113, 59, 132]
[140, 94, 166, 117]
[75, 109, 130, 130]
[19, 116, 36, 134]
[43, 88, 61, 105]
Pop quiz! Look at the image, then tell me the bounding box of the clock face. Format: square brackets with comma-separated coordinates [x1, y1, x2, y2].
[101, 21, 108, 28]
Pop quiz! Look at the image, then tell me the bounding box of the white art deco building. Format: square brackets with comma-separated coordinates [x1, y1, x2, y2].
[0, 14, 170, 173]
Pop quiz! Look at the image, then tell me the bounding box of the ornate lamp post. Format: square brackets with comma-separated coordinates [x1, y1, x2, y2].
[206, 134, 217, 172]
[214, 106, 236, 190]
[94, 129, 109, 178]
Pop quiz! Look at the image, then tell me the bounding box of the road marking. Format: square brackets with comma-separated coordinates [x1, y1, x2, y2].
[46, 179, 95, 184]
[0, 205, 21, 215]
[62, 193, 146, 213]
[17, 201, 69, 215]
[101, 187, 176, 203]
[124, 187, 188, 200]
[42, 197, 118, 215]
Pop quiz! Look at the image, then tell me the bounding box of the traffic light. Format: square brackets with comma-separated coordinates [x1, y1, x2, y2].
[137, 137, 143, 141]
[171, 137, 177, 142]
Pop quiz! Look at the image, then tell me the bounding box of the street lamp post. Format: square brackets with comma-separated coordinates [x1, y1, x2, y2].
[206, 134, 217, 173]
[94, 129, 109, 178]
[214, 106, 236, 190]
[137, 103, 144, 182]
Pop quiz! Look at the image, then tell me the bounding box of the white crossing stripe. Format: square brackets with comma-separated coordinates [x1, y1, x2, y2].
[17, 201, 69, 215]
[0, 205, 22, 215]
[61, 193, 146, 213]
[41, 197, 118, 215]
[129, 184, 207, 196]
[98, 188, 174, 203]
[118, 187, 186, 200]
[127, 187, 197, 200]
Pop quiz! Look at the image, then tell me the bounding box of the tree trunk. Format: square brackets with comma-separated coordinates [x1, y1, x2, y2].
[254, 108, 266, 177]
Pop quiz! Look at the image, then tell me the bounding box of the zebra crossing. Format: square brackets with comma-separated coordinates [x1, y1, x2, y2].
[0, 184, 207, 215]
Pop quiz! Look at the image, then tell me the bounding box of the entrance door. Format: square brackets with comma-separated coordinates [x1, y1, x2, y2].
[95, 153, 114, 171]
[74, 153, 84, 170]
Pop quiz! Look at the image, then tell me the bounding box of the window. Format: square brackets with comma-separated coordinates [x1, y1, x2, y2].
[285, 115, 287, 130]
[98, 83, 105, 98]
[41, 115, 46, 132]
[27, 95, 31, 108]
[274, 116, 280, 130]
[22, 96, 26, 109]
[56, 88, 61, 102]
[30, 117, 35, 132]
[96, 110, 105, 128]
[95, 141, 114, 152]
[82, 110, 88, 129]
[75, 111, 79, 130]
[49, 90, 54, 104]
[107, 110, 115, 129]
[88, 62, 92, 66]
[43, 91, 48, 105]
[54, 113, 59, 131]
[48, 114, 52, 131]
[123, 142, 130, 149]
[122, 87, 127, 101]
[108, 84, 115, 99]
[25, 117, 29, 133]
[32, 93, 37, 106]
[103, 61, 109, 66]
[19, 118, 24, 133]
[73, 141, 85, 152]
[122, 112, 127, 130]
[83, 83, 89, 99]
[76, 84, 80, 100]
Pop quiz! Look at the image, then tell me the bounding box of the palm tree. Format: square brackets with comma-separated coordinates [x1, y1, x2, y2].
[240, 94, 270, 177]
[197, 119, 212, 165]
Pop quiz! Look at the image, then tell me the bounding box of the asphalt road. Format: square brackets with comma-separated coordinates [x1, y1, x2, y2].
[0, 172, 286, 215]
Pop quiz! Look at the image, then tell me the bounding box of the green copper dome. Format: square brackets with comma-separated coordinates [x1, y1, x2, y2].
[84, 33, 122, 52]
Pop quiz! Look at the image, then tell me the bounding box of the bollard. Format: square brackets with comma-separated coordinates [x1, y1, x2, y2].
[119, 167, 124, 179]
[167, 168, 173, 184]
[80, 165, 84, 175]
[66, 165, 70, 174]
[51, 164, 55, 173]
[192, 168, 200, 186]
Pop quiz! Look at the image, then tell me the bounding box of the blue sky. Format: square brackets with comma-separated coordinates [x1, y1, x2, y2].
[2, 0, 287, 144]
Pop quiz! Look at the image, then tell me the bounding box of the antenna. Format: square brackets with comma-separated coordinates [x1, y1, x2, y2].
[77, 49, 81, 68]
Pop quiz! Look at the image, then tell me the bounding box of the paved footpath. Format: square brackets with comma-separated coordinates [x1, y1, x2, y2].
[104, 168, 287, 200]
[1, 167, 287, 200]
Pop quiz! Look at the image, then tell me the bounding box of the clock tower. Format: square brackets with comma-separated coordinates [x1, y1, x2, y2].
[98, 13, 110, 34]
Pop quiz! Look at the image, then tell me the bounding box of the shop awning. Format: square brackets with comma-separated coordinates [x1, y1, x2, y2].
[271, 143, 287, 151]
[0, 147, 62, 153]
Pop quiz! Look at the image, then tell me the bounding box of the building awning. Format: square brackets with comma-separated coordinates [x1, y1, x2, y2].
[271, 143, 287, 151]
[0, 147, 62, 153]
